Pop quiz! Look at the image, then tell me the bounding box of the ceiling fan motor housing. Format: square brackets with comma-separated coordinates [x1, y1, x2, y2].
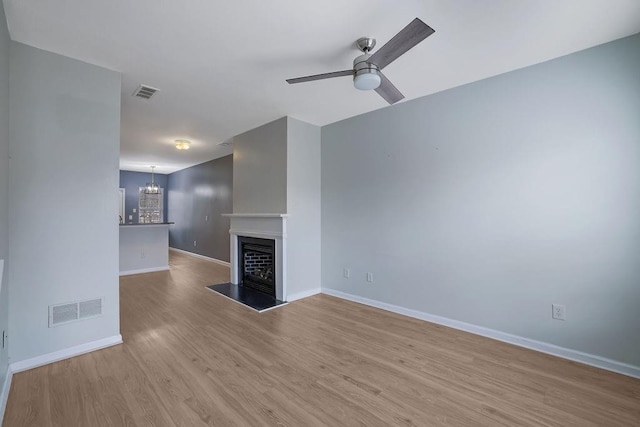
[353, 54, 381, 90]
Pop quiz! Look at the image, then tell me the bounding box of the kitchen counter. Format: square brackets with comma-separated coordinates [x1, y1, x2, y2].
[119, 222, 173, 276]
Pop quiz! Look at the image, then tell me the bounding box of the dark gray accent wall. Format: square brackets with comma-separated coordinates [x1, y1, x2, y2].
[233, 118, 287, 213]
[168, 155, 233, 262]
[322, 34, 640, 366]
[119, 170, 169, 222]
[0, 0, 10, 389]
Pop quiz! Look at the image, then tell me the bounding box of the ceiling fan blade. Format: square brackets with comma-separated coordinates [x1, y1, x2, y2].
[375, 72, 404, 105]
[286, 70, 353, 84]
[368, 18, 435, 70]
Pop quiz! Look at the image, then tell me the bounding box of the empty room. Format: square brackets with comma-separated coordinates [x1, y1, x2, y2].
[0, 1, 639, 426]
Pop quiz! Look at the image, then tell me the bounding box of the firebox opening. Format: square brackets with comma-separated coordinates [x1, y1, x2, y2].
[238, 236, 276, 297]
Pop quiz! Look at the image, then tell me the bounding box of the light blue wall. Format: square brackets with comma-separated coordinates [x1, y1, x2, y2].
[0, 0, 11, 390]
[286, 118, 322, 297]
[119, 170, 169, 222]
[168, 155, 233, 262]
[9, 42, 121, 362]
[322, 34, 640, 366]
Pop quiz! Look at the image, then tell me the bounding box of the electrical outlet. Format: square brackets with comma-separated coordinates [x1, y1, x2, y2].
[193, 240, 197, 247]
[133, 208, 137, 213]
[128, 215, 133, 220]
[343, 268, 350, 279]
[366, 272, 373, 283]
[552, 304, 566, 320]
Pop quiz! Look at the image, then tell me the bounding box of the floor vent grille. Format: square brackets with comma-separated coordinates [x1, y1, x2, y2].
[49, 297, 104, 327]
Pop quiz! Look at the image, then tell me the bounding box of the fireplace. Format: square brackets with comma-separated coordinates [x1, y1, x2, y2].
[238, 236, 276, 297]
[223, 213, 287, 301]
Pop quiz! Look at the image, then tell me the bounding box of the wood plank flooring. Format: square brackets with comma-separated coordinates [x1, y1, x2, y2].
[4, 251, 640, 426]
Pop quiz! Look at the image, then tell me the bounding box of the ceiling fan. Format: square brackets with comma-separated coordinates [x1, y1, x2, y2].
[286, 18, 435, 105]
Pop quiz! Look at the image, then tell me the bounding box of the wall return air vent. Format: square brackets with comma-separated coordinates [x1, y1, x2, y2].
[132, 84, 160, 100]
[49, 297, 104, 327]
[217, 138, 233, 147]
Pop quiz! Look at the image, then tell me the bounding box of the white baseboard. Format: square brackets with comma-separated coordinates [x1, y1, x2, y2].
[170, 247, 230, 267]
[321, 288, 640, 379]
[119, 266, 170, 276]
[287, 288, 321, 302]
[9, 334, 123, 374]
[0, 365, 13, 424]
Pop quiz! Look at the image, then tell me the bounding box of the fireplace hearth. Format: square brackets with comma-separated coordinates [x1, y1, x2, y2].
[206, 229, 285, 312]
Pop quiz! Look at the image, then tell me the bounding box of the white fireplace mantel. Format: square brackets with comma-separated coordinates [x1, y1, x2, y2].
[222, 213, 288, 218]
[222, 213, 288, 301]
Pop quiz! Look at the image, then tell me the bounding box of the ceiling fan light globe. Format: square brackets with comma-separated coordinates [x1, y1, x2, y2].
[354, 72, 381, 91]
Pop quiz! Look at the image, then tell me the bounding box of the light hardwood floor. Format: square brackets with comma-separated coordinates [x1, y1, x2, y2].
[4, 251, 640, 426]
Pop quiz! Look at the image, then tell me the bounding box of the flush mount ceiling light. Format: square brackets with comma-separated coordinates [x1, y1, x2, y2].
[175, 139, 191, 150]
[144, 166, 160, 194]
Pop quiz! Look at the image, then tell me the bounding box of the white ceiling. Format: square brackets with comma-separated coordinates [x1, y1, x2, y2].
[4, 0, 640, 173]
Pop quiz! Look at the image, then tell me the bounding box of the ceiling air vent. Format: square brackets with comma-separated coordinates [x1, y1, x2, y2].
[217, 138, 233, 147]
[49, 297, 104, 327]
[132, 84, 160, 100]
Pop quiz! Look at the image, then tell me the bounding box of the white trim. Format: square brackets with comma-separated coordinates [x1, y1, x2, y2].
[0, 259, 4, 294]
[229, 229, 286, 239]
[287, 288, 321, 302]
[119, 223, 172, 228]
[118, 188, 125, 223]
[321, 288, 640, 379]
[0, 365, 13, 424]
[169, 247, 230, 267]
[9, 335, 123, 374]
[119, 266, 170, 276]
[222, 213, 288, 218]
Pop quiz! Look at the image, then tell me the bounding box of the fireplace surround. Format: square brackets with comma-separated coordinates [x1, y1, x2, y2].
[222, 213, 288, 301]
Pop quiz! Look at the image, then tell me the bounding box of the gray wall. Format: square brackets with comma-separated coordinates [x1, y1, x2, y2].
[233, 117, 287, 214]
[0, 1, 10, 388]
[119, 170, 169, 222]
[9, 42, 121, 362]
[321, 34, 640, 366]
[168, 155, 233, 262]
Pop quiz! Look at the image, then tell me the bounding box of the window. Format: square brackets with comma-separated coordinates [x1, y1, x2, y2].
[138, 188, 163, 223]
